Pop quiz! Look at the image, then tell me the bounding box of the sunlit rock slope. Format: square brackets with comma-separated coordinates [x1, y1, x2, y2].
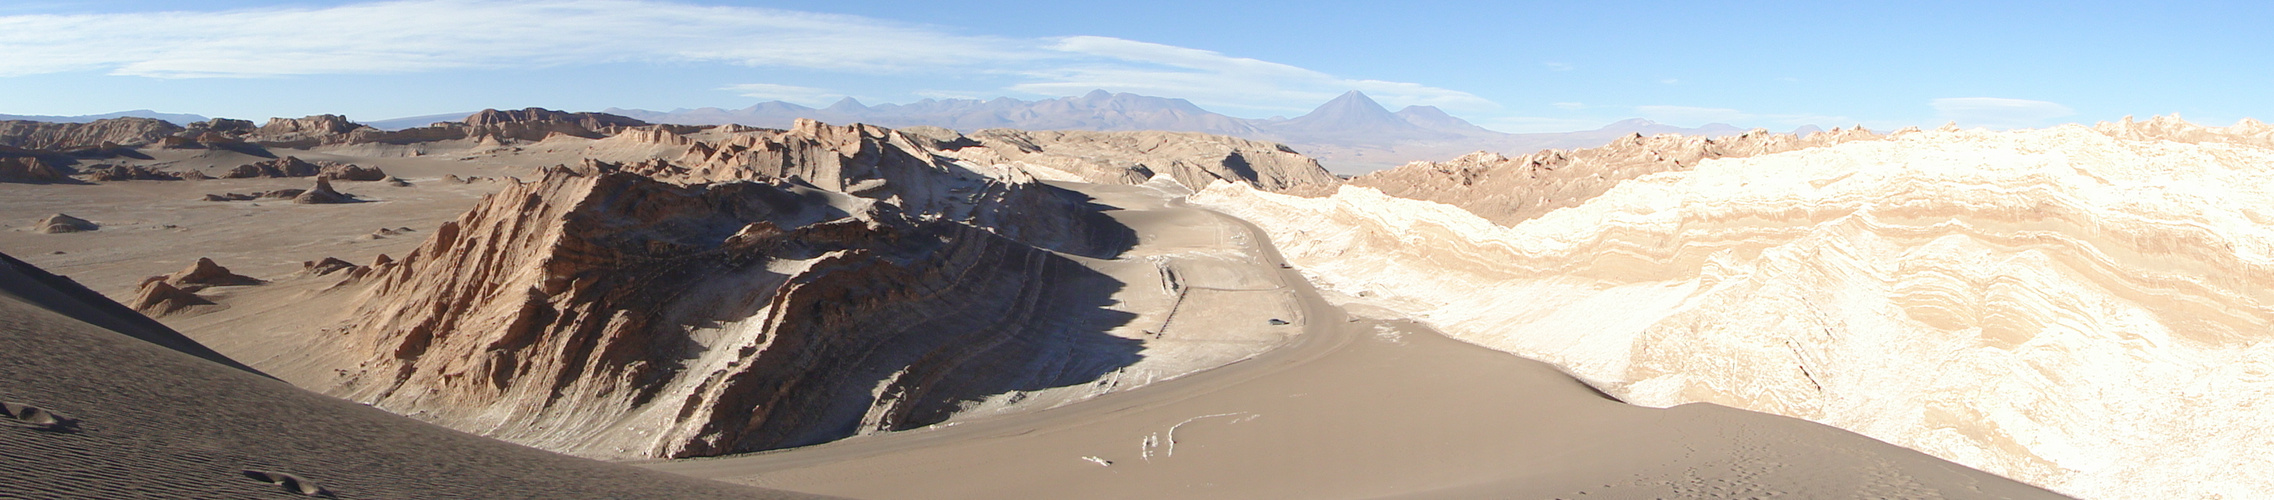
[1194, 119, 2274, 499]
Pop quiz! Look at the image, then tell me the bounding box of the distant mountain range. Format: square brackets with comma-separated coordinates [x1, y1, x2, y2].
[0, 109, 209, 125]
[594, 90, 1755, 173]
[2, 92, 1775, 173]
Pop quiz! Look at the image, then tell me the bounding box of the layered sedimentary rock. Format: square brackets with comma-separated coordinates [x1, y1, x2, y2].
[954, 128, 1343, 195]
[1351, 126, 1885, 225]
[649, 119, 1136, 256]
[0, 117, 184, 150]
[2093, 113, 2274, 147]
[1192, 123, 2274, 499]
[251, 114, 377, 148]
[324, 169, 1139, 459]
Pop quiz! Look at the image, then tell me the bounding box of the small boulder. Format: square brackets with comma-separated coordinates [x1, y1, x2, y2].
[34, 214, 97, 233]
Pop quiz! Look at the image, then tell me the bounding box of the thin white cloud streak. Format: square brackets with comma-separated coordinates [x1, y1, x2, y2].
[0, 0, 1022, 77]
[1014, 36, 1495, 113]
[719, 83, 842, 106]
[1633, 105, 1852, 129]
[0, 0, 1490, 114]
[1931, 97, 2075, 129]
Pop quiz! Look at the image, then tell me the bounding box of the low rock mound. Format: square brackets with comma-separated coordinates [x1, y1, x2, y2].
[169, 258, 262, 287]
[130, 279, 213, 317]
[225, 156, 321, 178]
[33, 214, 96, 233]
[128, 258, 260, 316]
[319, 163, 388, 181]
[0, 155, 72, 184]
[302, 257, 360, 276]
[80, 164, 190, 182]
[292, 178, 355, 204]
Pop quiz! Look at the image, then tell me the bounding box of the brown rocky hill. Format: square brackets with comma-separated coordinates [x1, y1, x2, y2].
[318, 168, 1141, 458]
[0, 117, 184, 151]
[0, 251, 818, 499]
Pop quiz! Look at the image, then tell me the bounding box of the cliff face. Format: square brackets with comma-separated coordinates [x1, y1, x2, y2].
[326, 169, 1139, 459]
[1193, 123, 2274, 499]
[646, 119, 1138, 257]
[1351, 127, 1884, 226]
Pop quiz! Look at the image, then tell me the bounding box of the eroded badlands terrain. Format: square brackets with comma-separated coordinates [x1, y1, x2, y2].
[1198, 116, 2274, 499]
[5, 109, 2244, 498]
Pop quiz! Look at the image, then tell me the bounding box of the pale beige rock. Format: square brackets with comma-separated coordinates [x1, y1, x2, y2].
[1351, 126, 1884, 226]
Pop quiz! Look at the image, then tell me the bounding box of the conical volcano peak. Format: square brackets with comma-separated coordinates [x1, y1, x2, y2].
[1276, 90, 1419, 135]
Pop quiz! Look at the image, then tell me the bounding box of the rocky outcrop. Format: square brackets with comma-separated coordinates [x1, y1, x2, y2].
[323, 169, 1138, 459]
[127, 258, 259, 316]
[130, 279, 212, 317]
[2093, 114, 2274, 147]
[303, 257, 360, 276]
[0, 153, 71, 183]
[956, 128, 1342, 195]
[224, 156, 322, 178]
[215, 156, 384, 181]
[292, 178, 355, 204]
[80, 164, 187, 182]
[660, 119, 1136, 257]
[33, 214, 96, 233]
[319, 163, 388, 181]
[1351, 126, 1885, 226]
[0, 117, 184, 150]
[168, 258, 262, 287]
[250, 115, 378, 148]
[465, 108, 648, 132]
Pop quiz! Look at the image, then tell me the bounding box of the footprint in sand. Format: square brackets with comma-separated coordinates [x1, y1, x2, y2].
[242, 470, 334, 497]
[1, 401, 76, 432]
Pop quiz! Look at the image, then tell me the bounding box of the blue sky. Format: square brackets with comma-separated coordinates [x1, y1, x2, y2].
[0, 0, 2267, 132]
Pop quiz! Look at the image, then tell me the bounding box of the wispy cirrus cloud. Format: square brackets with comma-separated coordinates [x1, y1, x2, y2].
[719, 83, 844, 106]
[0, 0, 1023, 77]
[0, 0, 1489, 115]
[1633, 105, 1853, 128]
[1012, 36, 1495, 114]
[1930, 97, 2075, 129]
